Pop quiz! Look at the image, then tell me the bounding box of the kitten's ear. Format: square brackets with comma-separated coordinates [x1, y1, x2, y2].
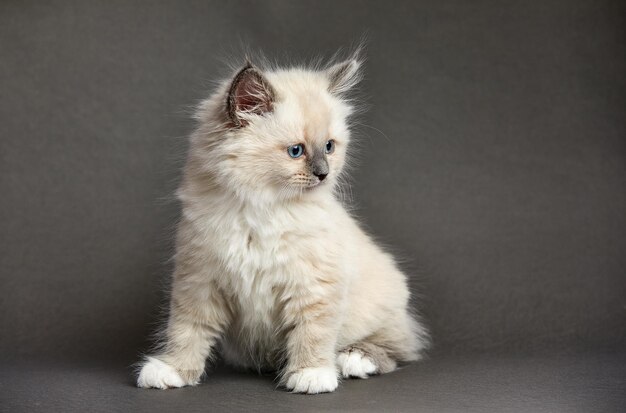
[326, 56, 363, 96]
[227, 63, 275, 128]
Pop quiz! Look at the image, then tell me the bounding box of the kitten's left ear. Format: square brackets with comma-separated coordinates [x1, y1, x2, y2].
[326, 55, 363, 96]
[227, 63, 275, 128]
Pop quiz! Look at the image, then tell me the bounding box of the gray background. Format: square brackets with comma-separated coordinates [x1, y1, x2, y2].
[1, 1, 624, 412]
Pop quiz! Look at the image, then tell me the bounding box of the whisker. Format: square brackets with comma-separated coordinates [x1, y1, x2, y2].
[354, 122, 392, 142]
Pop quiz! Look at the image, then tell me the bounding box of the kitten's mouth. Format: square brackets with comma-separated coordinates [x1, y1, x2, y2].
[306, 179, 325, 190]
[291, 177, 325, 191]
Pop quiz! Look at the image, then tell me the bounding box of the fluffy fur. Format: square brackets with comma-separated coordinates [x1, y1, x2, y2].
[136, 51, 429, 394]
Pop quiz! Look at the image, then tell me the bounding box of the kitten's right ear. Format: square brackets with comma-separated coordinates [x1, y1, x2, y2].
[227, 63, 275, 128]
[326, 55, 363, 96]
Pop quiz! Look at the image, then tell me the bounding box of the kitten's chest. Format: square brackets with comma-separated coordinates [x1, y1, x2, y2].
[219, 209, 302, 332]
[201, 199, 341, 364]
[226, 218, 289, 281]
[217, 204, 321, 293]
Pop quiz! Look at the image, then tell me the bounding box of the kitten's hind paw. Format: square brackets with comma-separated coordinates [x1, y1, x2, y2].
[137, 357, 188, 389]
[336, 349, 378, 379]
[285, 366, 338, 394]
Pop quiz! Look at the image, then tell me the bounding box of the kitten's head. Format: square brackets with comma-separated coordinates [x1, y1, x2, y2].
[192, 54, 363, 204]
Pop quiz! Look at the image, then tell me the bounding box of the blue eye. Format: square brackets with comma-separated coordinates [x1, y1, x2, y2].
[288, 144, 304, 158]
[325, 139, 335, 154]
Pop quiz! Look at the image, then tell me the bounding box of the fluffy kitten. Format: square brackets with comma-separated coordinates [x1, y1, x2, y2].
[136, 52, 429, 394]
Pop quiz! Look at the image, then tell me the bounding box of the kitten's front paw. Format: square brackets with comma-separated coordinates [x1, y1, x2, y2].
[137, 357, 188, 389]
[285, 366, 338, 394]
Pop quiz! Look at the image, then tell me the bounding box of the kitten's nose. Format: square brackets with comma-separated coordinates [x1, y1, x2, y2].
[315, 172, 328, 181]
[310, 154, 329, 182]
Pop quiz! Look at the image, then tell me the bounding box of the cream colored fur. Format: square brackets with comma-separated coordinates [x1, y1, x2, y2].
[136, 55, 429, 394]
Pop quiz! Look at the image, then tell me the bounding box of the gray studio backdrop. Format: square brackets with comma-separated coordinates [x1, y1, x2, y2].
[1, 0, 624, 365]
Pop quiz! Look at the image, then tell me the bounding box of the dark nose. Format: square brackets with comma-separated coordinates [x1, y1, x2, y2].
[310, 152, 329, 181]
[314, 172, 328, 181]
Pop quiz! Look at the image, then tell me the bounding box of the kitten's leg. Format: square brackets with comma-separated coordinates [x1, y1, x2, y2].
[280, 289, 343, 394]
[338, 313, 429, 379]
[375, 311, 429, 364]
[137, 277, 231, 389]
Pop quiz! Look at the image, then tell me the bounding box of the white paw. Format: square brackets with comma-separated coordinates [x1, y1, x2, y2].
[337, 350, 378, 379]
[285, 366, 338, 394]
[137, 357, 186, 389]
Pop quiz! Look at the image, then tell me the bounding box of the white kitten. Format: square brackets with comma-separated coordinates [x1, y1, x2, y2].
[137, 52, 429, 394]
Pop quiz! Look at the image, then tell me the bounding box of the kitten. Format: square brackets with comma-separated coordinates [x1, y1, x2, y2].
[136, 52, 429, 394]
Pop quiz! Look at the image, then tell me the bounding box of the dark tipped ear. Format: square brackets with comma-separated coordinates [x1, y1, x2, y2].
[326, 57, 362, 95]
[227, 63, 275, 128]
